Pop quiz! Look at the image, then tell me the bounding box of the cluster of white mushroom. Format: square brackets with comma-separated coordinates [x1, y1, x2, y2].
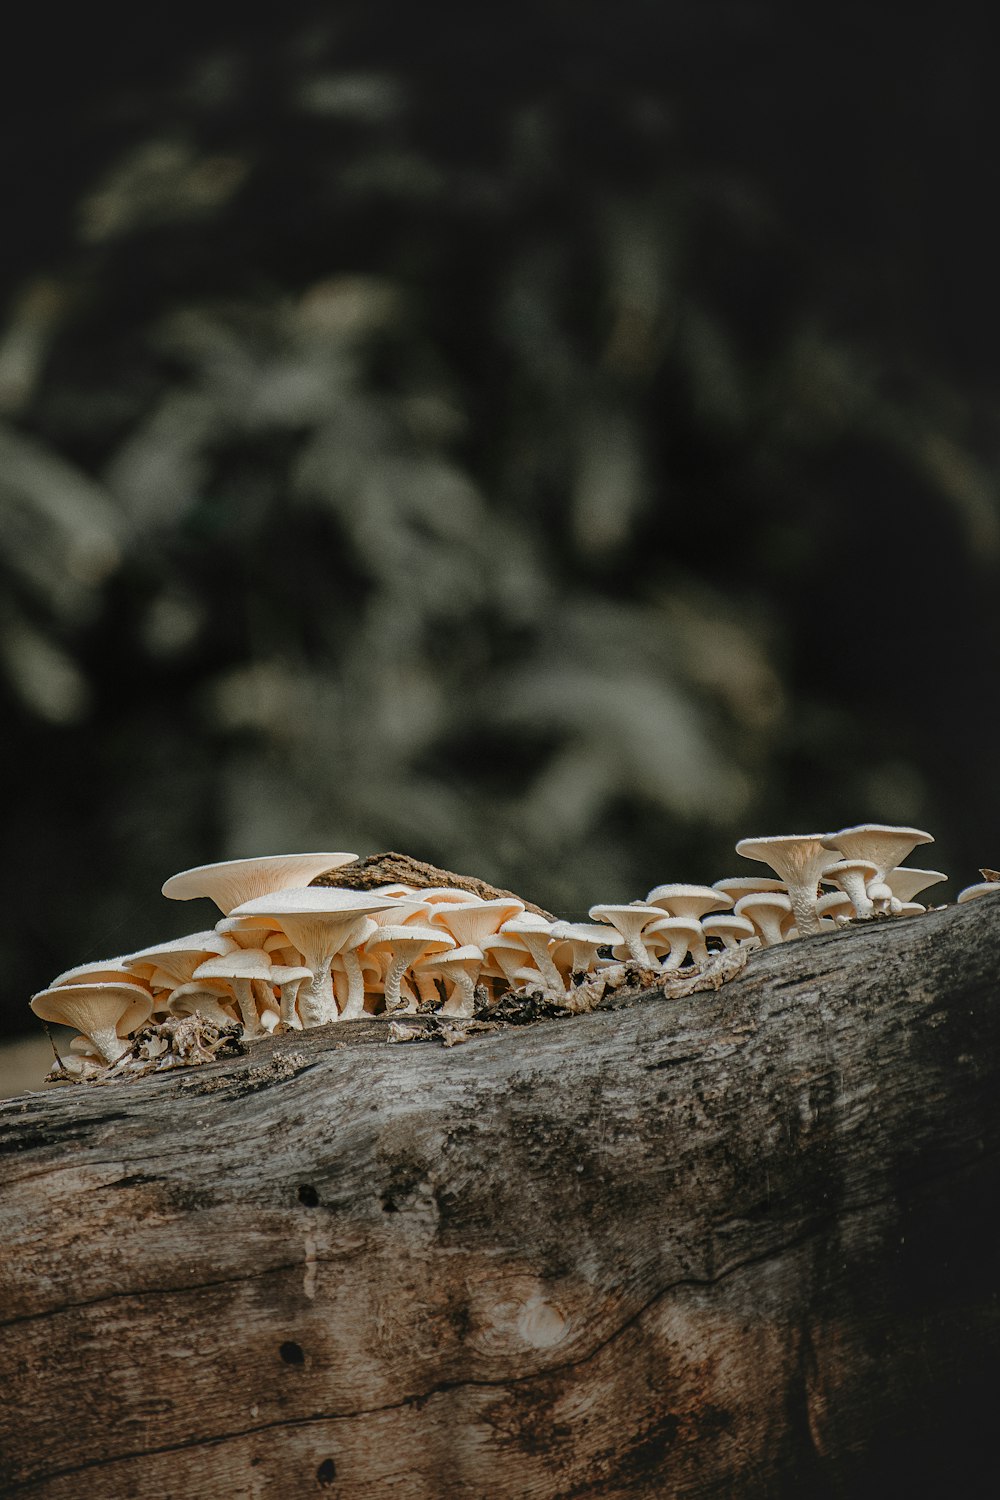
[28, 827, 998, 1076]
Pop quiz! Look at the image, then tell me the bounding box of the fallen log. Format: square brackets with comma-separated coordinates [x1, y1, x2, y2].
[1, 897, 998, 1498]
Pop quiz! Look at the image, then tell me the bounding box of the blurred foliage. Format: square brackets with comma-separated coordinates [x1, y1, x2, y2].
[2, 3, 999, 1028]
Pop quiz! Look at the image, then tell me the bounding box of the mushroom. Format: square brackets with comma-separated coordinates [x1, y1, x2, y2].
[423, 945, 486, 1018]
[820, 860, 880, 920]
[366, 925, 457, 1012]
[957, 881, 1000, 903]
[49, 956, 149, 989]
[820, 825, 934, 887]
[642, 916, 707, 971]
[645, 884, 732, 921]
[479, 931, 532, 988]
[193, 949, 274, 1036]
[429, 898, 525, 950]
[881, 868, 948, 905]
[587, 903, 665, 968]
[547, 922, 615, 979]
[735, 835, 839, 937]
[30, 982, 153, 1065]
[268, 965, 313, 1028]
[733, 891, 794, 947]
[816, 890, 854, 926]
[701, 913, 758, 950]
[167, 980, 241, 1028]
[161, 852, 359, 916]
[499, 913, 566, 991]
[122, 930, 236, 987]
[226, 887, 398, 1026]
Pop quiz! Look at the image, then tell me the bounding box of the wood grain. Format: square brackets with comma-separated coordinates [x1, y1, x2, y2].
[2, 899, 999, 1497]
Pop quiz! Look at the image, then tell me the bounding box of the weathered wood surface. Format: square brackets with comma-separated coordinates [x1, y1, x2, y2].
[1, 899, 998, 1498]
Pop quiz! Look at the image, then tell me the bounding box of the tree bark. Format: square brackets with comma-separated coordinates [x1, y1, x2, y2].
[1, 898, 998, 1498]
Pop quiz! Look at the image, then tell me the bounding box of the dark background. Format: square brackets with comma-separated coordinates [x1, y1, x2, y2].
[3, 2, 998, 1038]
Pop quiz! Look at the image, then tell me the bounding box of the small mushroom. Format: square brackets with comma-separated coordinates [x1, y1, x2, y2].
[30, 982, 153, 1065]
[587, 903, 665, 968]
[701, 913, 758, 950]
[821, 860, 880, 920]
[193, 949, 274, 1036]
[429, 898, 525, 950]
[49, 956, 148, 989]
[425, 945, 486, 1018]
[268, 965, 313, 1028]
[816, 890, 854, 926]
[499, 914, 566, 991]
[735, 835, 839, 937]
[712, 876, 786, 901]
[122, 930, 236, 987]
[167, 980, 241, 1028]
[364, 925, 456, 1013]
[820, 824, 934, 887]
[957, 881, 1000, 903]
[330, 918, 380, 1020]
[645, 884, 732, 921]
[733, 891, 794, 947]
[881, 867, 948, 905]
[642, 915, 707, 971]
[548, 922, 615, 978]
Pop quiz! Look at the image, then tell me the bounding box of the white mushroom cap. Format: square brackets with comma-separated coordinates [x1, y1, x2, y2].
[364, 923, 456, 957]
[957, 881, 1000, 903]
[735, 835, 838, 936]
[429, 898, 525, 949]
[161, 852, 359, 915]
[881, 867, 948, 904]
[30, 982, 153, 1064]
[712, 876, 786, 899]
[644, 884, 732, 921]
[820, 824, 934, 885]
[366, 898, 433, 927]
[701, 913, 758, 949]
[49, 956, 146, 989]
[479, 932, 532, 984]
[122, 930, 236, 984]
[733, 891, 793, 947]
[194, 948, 274, 982]
[413, 887, 477, 905]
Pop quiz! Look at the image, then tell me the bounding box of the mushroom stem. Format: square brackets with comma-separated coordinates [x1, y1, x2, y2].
[337, 948, 367, 1020]
[278, 979, 306, 1028]
[438, 970, 476, 1018]
[787, 887, 822, 937]
[517, 933, 566, 991]
[297, 961, 337, 1027]
[88, 1025, 129, 1066]
[383, 953, 410, 1012]
[231, 977, 263, 1036]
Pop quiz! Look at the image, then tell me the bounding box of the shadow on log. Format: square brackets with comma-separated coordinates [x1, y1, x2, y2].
[1, 899, 999, 1497]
